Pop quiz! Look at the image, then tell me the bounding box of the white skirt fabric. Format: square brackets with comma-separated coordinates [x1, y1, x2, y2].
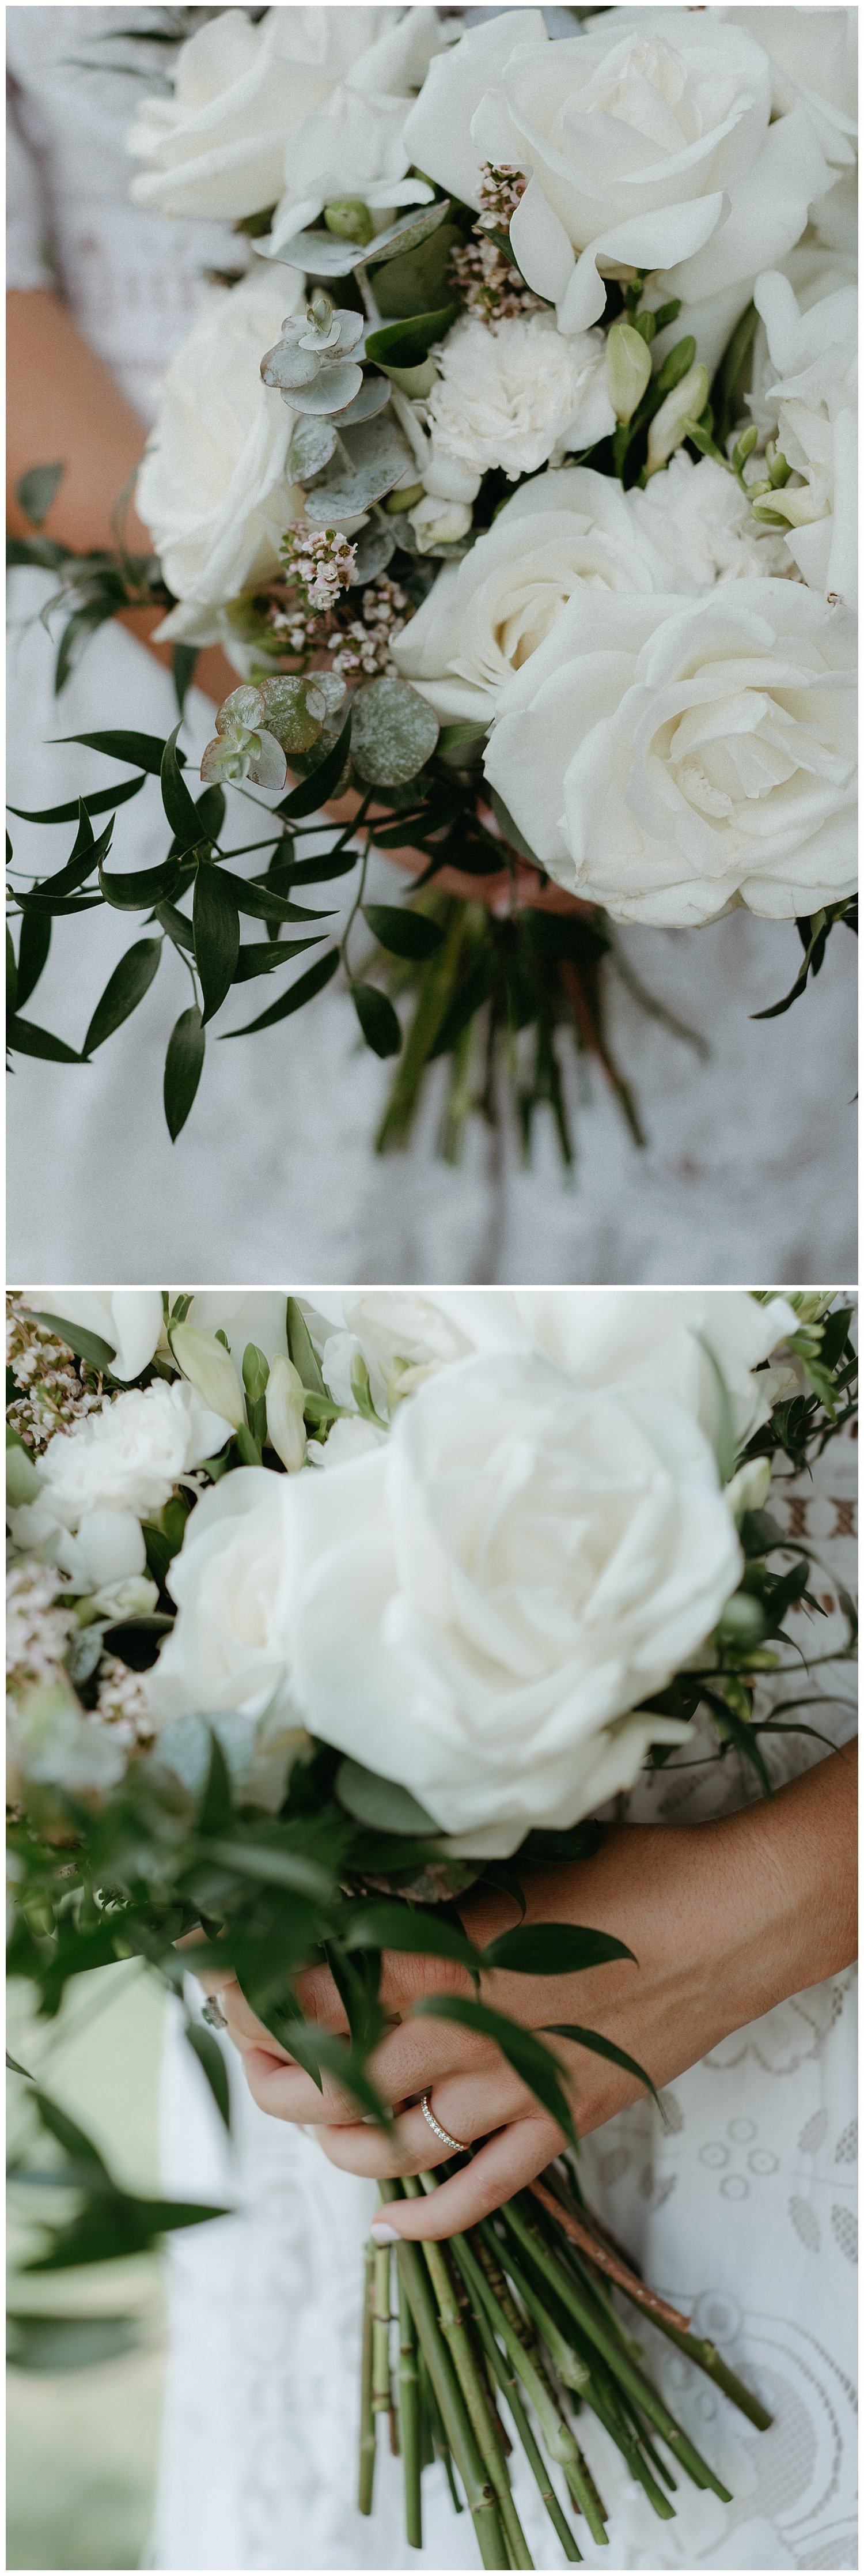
[7, 571, 858, 1289]
[150, 1446, 858, 2573]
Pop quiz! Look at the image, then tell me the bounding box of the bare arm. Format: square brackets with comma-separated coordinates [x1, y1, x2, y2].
[200, 1742, 858, 2239]
[7, 285, 237, 705]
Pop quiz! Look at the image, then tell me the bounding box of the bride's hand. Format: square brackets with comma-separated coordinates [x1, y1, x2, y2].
[197, 1748, 855, 2241]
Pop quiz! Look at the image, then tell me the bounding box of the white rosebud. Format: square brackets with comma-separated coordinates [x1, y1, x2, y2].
[605, 322, 652, 426]
[266, 1357, 308, 1474]
[724, 1456, 772, 1527]
[646, 365, 709, 477]
[75, 1510, 147, 1589]
[170, 1324, 245, 1431]
[408, 494, 473, 552]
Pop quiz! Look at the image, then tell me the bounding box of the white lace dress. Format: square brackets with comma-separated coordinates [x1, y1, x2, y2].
[6, 7, 858, 1289]
[151, 1431, 858, 2575]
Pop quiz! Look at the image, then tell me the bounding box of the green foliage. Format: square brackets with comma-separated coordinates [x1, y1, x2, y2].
[163, 1005, 205, 1140]
[15, 462, 65, 528]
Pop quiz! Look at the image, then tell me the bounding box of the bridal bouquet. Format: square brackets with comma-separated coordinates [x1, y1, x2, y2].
[7, 1287, 857, 2562]
[7, 7, 857, 1151]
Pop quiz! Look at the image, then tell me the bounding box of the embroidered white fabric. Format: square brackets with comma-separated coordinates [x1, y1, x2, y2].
[5, 7, 857, 1287]
[151, 1432, 858, 2574]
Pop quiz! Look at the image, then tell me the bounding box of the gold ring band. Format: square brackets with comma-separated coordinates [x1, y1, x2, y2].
[420, 2091, 469, 2154]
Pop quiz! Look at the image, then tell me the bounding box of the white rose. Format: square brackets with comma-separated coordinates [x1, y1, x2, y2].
[34, 1381, 233, 1528]
[128, 6, 439, 232]
[9, 1683, 129, 1796]
[749, 269, 857, 609]
[136, 265, 305, 643]
[423, 315, 614, 492]
[277, 1352, 742, 1858]
[145, 1468, 294, 1727]
[433, 1290, 796, 1449]
[393, 459, 789, 726]
[405, 9, 830, 375]
[717, 7, 857, 171]
[22, 1291, 163, 1382]
[485, 577, 857, 926]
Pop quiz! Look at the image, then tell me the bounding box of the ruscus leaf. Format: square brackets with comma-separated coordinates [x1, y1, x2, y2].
[163, 1004, 204, 1140]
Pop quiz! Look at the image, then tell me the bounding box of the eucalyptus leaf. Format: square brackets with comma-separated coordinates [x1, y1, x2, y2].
[349, 523, 396, 583]
[335, 1758, 439, 1837]
[334, 373, 391, 426]
[303, 416, 413, 522]
[288, 418, 338, 484]
[351, 675, 439, 787]
[16, 462, 65, 528]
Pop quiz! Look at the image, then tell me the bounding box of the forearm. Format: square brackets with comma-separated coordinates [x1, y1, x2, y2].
[7, 285, 236, 705]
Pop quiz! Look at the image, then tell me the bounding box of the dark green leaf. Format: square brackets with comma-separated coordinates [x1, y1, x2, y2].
[412, 1996, 575, 2146]
[33, 2091, 111, 2174]
[233, 935, 323, 980]
[161, 725, 204, 851]
[198, 1731, 233, 1834]
[543, 2024, 660, 2110]
[24, 2191, 229, 2271]
[8, 773, 146, 826]
[6, 2052, 34, 2080]
[195, 783, 225, 841]
[163, 1004, 204, 1140]
[21, 810, 115, 906]
[7, 2311, 141, 2371]
[482, 1925, 635, 1977]
[27, 1312, 116, 1372]
[16, 462, 65, 527]
[272, 847, 357, 886]
[7, 923, 18, 1012]
[365, 308, 457, 369]
[219, 870, 335, 926]
[342, 1902, 480, 1978]
[100, 1613, 173, 1670]
[374, 221, 463, 320]
[100, 857, 181, 911]
[194, 864, 240, 1023]
[7, 1015, 82, 1064]
[353, 982, 402, 1057]
[14, 906, 52, 1008]
[221, 947, 339, 1038]
[279, 712, 352, 818]
[84, 937, 161, 1055]
[203, 1841, 333, 1901]
[54, 601, 119, 694]
[52, 730, 177, 777]
[362, 904, 444, 961]
[184, 2022, 231, 2131]
[172, 645, 199, 720]
[155, 900, 196, 955]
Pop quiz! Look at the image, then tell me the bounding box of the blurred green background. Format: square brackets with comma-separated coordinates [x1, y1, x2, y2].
[7, 1966, 167, 2571]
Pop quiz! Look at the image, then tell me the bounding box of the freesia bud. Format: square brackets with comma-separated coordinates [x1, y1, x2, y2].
[266, 1355, 308, 1473]
[724, 1456, 771, 1527]
[169, 1323, 245, 1430]
[646, 364, 709, 475]
[605, 322, 652, 425]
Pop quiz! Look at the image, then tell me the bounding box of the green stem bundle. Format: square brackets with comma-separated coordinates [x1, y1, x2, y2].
[358, 2165, 771, 2570]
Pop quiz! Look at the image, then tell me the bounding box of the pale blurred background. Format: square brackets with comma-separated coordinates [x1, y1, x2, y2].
[7, 1966, 167, 2570]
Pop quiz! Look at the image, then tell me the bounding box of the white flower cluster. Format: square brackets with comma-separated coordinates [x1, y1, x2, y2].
[127, 3, 857, 930]
[131, 1286, 791, 1857]
[281, 523, 357, 616]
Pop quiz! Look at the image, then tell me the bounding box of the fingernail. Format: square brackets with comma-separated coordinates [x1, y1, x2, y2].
[370, 2220, 401, 2245]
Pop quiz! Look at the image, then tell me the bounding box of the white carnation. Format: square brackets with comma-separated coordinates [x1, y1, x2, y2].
[424, 315, 615, 492]
[34, 1380, 232, 1528]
